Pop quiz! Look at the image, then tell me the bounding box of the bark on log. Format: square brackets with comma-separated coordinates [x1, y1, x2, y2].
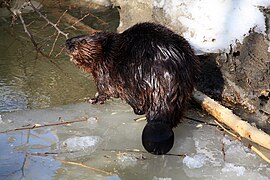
[192, 90, 270, 150]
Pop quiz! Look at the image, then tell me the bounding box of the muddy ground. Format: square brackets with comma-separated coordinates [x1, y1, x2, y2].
[197, 31, 270, 131]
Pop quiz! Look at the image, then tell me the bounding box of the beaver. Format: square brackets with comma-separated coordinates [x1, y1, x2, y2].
[65, 22, 199, 155]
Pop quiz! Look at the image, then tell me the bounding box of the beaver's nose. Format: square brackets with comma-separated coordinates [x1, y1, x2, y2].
[65, 39, 71, 47]
[65, 38, 75, 52]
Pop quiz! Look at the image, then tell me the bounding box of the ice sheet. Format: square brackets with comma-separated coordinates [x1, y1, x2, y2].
[0, 100, 269, 179]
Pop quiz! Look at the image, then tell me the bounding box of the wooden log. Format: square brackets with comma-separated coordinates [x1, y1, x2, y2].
[192, 90, 270, 150]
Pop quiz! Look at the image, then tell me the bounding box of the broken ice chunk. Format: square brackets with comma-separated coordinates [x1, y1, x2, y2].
[183, 154, 208, 169]
[62, 136, 102, 153]
[117, 153, 138, 169]
[221, 163, 246, 176]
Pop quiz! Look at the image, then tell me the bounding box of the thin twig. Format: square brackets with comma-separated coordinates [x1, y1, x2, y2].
[56, 9, 68, 25]
[61, 12, 96, 33]
[55, 46, 65, 57]
[56, 159, 113, 175]
[214, 120, 241, 140]
[17, 12, 38, 48]
[250, 145, 270, 164]
[0, 119, 88, 133]
[65, 13, 90, 30]
[49, 32, 60, 57]
[16, 10, 55, 61]
[25, 154, 114, 175]
[88, 11, 108, 25]
[184, 116, 217, 126]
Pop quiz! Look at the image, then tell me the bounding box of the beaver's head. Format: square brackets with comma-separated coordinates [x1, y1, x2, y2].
[65, 32, 108, 69]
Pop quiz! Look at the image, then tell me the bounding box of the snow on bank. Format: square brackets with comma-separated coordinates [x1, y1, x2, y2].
[154, 0, 270, 54]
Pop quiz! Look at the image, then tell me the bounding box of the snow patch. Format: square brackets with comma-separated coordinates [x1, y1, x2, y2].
[183, 154, 208, 169]
[154, 0, 165, 8]
[154, 0, 270, 54]
[221, 163, 246, 176]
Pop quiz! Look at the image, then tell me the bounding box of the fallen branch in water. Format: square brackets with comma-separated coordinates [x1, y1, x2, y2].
[192, 90, 270, 150]
[5, 0, 97, 59]
[0, 118, 88, 133]
[29, 1, 69, 39]
[192, 90, 270, 162]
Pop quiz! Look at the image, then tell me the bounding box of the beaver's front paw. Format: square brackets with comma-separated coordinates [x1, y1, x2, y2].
[133, 108, 145, 115]
[89, 94, 107, 104]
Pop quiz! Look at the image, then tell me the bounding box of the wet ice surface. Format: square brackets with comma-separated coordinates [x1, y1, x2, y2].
[0, 100, 270, 179]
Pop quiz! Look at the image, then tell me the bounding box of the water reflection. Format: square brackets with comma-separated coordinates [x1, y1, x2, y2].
[0, 41, 96, 111]
[0, 0, 120, 112]
[0, 130, 61, 179]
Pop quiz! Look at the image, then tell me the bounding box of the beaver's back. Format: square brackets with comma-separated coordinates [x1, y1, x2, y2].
[114, 22, 199, 127]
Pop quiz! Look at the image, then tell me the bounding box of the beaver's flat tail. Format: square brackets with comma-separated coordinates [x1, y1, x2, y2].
[142, 120, 174, 155]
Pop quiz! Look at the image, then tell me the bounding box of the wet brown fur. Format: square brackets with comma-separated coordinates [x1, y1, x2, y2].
[66, 22, 199, 128]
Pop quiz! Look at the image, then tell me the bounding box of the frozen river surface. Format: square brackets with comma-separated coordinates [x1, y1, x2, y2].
[0, 100, 269, 179]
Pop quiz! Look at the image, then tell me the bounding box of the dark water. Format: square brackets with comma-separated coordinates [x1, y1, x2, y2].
[0, 0, 120, 112]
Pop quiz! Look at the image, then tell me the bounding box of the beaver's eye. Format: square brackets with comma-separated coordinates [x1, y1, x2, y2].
[81, 39, 87, 44]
